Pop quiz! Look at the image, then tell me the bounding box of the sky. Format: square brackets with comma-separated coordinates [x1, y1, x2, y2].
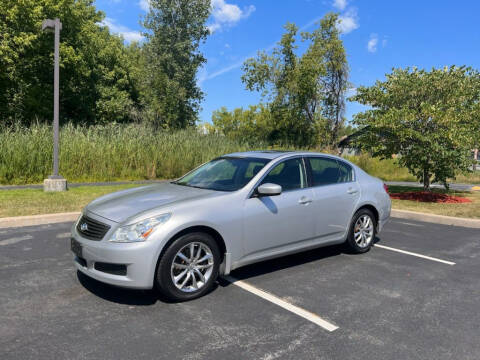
[95, 0, 480, 124]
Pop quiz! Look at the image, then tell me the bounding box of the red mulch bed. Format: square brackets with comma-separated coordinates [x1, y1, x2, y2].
[389, 191, 472, 203]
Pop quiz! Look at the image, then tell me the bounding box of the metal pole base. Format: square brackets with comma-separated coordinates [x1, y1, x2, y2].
[44, 176, 68, 192]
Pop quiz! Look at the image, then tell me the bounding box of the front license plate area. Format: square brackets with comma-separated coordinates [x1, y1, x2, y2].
[71, 238, 83, 258]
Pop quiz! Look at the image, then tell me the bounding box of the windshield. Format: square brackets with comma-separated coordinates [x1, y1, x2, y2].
[173, 157, 270, 191]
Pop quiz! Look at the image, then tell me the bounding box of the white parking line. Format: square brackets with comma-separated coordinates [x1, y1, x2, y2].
[224, 275, 338, 332]
[0, 235, 33, 246]
[374, 244, 456, 266]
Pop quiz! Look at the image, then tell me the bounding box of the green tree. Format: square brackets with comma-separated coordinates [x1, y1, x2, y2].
[142, 0, 210, 129]
[242, 23, 319, 147]
[0, 0, 141, 125]
[240, 13, 348, 148]
[308, 13, 349, 147]
[350, 66, 480, 190]
[211, 104, 273, 144]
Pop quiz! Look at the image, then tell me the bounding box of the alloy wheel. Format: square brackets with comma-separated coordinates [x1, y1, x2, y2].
[170, 242, 214, 293]
[354, 215, 374, 248]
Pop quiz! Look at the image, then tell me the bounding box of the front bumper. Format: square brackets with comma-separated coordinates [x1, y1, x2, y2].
[71, 216, 160, 289]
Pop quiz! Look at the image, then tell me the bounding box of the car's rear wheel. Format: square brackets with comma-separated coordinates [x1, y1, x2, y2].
[345, 209, 376, 253]
[155, 232, 220, 301]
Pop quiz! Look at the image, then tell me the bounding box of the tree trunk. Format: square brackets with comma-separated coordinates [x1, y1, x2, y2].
[423, 168, 431, 191]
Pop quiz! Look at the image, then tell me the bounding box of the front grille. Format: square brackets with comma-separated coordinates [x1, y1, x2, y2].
[76, 216, 110, 240]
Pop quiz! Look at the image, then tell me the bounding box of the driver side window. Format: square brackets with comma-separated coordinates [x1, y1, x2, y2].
[261, 158, 306, 191]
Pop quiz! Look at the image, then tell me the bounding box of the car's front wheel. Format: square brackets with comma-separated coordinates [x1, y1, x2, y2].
[155, 232, 220, 301]
[345, 209, 376, 253]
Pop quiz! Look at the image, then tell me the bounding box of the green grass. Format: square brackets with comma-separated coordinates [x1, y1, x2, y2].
[345, 154, 480, 184]
[388, 185, 480, 219]
[451, 172, 480, 184]
[345, 154, 416, 182]
[0, 184, 141, 217]
[1, 183, 478, 219]
[0, 123, 265, 185]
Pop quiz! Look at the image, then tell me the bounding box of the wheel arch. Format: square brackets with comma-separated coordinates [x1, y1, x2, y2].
[355, 204, 379, 228]
[156, 225, 227, 268]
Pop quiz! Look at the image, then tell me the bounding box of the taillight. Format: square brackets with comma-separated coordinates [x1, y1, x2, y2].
[383, 183, 389, 193]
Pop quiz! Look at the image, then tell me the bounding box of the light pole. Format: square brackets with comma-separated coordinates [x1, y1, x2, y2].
[42, 18, 67, 192]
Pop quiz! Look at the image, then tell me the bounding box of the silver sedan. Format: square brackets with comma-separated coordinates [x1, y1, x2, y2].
[71, 151, 391, 301]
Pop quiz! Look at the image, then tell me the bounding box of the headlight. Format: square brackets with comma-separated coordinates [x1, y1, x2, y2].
[109, 213, 171, 243]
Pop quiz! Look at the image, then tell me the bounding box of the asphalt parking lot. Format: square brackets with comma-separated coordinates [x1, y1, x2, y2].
[1, 219, 479, 359]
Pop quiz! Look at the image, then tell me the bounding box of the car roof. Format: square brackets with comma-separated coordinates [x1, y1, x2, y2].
[223, 150, 344, 161]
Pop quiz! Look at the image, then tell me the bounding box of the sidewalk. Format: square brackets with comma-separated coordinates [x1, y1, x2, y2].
[1, 179, 477, 191]
[0, 179, 167, 190]
[385, 181, 476, 191]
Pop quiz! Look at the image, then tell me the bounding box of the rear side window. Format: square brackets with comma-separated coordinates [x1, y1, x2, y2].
[307, 157, 340, 186]
[337, 161, 354, 183]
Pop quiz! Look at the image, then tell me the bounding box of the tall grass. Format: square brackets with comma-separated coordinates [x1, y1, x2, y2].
[1, 123, 478, 185]
[0, 123, 265, 184]
[345, 154, 480, 184]
[345, 154, 416, 182]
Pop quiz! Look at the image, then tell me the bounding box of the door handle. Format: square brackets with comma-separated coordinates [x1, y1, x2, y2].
[298, 197, 313, 205]
[347, 188, 358, 195]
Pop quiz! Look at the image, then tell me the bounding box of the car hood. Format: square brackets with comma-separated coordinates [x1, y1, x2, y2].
[86, 182, 217, 223]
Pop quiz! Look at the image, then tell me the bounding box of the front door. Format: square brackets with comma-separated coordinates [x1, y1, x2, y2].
[242, 157, 315, 259]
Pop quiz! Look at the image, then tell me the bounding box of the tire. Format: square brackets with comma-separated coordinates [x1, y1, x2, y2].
[345, 208, 376, 254]
[155, 232, 221, 301]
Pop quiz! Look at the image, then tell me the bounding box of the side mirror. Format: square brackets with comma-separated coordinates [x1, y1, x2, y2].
[257, 183, 282, 196]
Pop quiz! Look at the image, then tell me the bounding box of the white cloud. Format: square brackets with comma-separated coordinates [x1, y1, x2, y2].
[139, 0, 150, 12]
[333, 0, 347, 11]
[208, 0, 255, 33]
[101, 18, 144, 43]
[367, 33, 378, 53]
[207, 23, 222, 33]
[337, 8, 359, 34]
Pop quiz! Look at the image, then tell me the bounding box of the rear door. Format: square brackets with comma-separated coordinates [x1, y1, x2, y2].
[242, 157, 315, 258]
[306, 157, 360, 242]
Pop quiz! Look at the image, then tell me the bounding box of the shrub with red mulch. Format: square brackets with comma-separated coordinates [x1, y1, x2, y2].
[389, 191, 472, 203]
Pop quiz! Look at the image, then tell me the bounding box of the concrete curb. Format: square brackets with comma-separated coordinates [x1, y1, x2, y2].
[391, 209, 480, 229]
[1, 209, 479, 230]
[0, 212, 80, 229]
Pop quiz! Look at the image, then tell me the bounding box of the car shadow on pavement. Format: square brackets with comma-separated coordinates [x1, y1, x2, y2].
[77, 271, 161, 305]
[220, 243, 346, 285]
[219, 237, 383, 286]
[77, 238, 382, 303]
[77, 270, 219, 305]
